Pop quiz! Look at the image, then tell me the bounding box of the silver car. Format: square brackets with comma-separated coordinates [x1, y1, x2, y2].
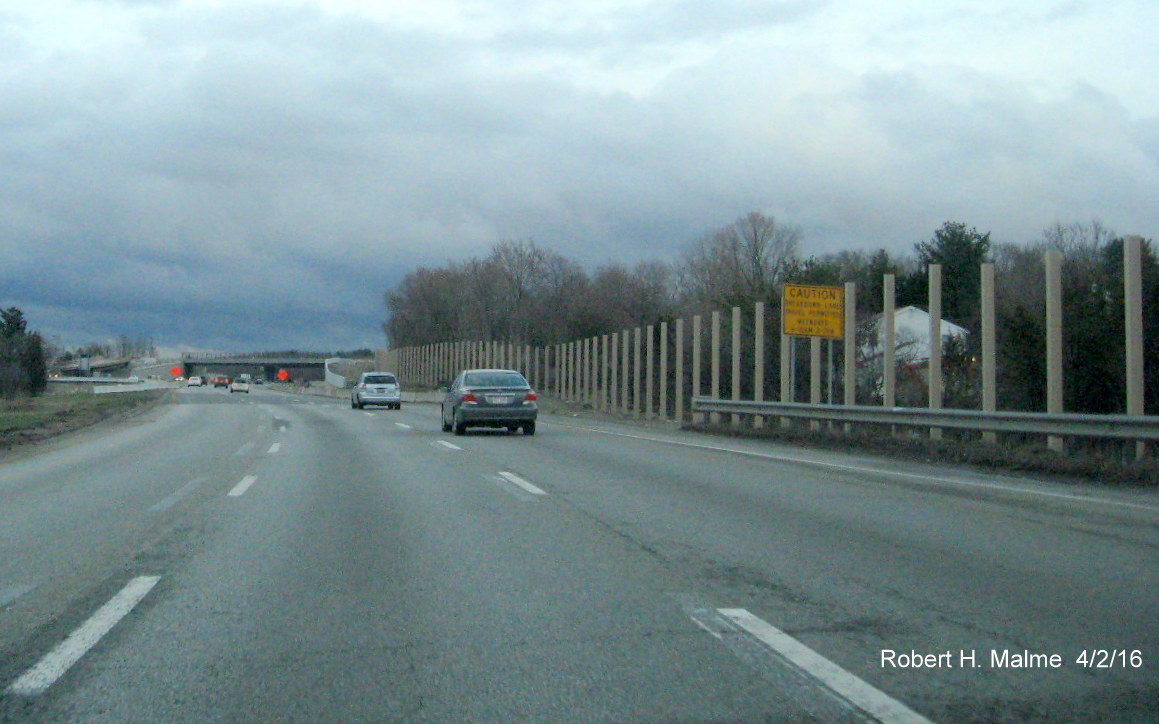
[441, 369, 537, 436]
[351, 372, 402, 409]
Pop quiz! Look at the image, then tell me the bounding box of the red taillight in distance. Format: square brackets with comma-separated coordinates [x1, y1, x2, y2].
[460, 392, 478, 403]
[523, 391, 537, 403]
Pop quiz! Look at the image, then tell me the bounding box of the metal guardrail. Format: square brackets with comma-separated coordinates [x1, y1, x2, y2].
[690, 398, 1159, 441]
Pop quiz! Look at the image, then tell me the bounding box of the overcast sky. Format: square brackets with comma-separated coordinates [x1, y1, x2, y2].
[2, 0, 1155, 353]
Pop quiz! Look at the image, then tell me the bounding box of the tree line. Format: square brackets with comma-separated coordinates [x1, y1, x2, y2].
[0, 307, 48, 399]
[383, 215, 1158, 414]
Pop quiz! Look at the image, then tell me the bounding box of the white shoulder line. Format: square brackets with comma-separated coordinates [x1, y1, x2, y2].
[8, 576, 161, 696]
[718, 608, 934, 724]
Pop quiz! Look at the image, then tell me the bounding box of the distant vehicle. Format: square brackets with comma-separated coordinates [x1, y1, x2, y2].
[351, 372, 402, 410]
[253, 377, 265, 385]
[440, 369, 537, 436]
[186, 376, 202, 387]
[126, 376, 140, 384]
[212, 376, 230, 388]
[175, 376, 186, 382]
[229, 375, 250, 394]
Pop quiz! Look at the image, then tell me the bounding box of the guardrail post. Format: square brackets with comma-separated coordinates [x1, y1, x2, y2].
[711, 311, 721, 424]
[928, 263, 943, 440]
[675, 319, 685, 424]
[982, 264, 997, 444]
[589, 336, 597, 406]
[731, 307, 741, 428]
[633, 327, 643, 418]
[693, 315, 703, 423]
[556, 343, 563, 398]
[580, 338, 587, 405]
[621, 329, 630, 414]
[659, 323, 668, 420]
[1046, 250, 1064, 453]
[570, 341, 578, 402]
[883, 273, 896, 410]
[779, 306, 791, 429]
[810, 336, 821, 431]
[646, 325, 655, 419]
[609, 333, 618, 412]
[843, 282, 856, 434]
[598, 335, 606, 411]
[1125, 235, 1146, 460]
[754, 302, 765, 429]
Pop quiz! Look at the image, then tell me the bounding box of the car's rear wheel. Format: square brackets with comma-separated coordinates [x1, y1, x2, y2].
[453, 418, 467, 435]
[523, 422, 536, 436]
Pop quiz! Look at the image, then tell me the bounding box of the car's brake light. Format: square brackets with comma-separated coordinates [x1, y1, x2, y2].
[523, 392, 537, 402]
[460, 392, 477, 403]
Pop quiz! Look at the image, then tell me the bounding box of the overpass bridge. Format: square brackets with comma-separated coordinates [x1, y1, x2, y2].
[55, 358, 134, 377]
[179, 354, 330, 383]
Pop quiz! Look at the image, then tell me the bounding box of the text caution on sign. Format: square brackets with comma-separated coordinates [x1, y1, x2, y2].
[782, 284, 844, 339]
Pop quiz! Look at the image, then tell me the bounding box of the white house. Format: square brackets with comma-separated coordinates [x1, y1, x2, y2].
[862, 306, 969, 365]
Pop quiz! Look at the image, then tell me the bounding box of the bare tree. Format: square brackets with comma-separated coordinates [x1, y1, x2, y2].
[679, 211, 800, 310]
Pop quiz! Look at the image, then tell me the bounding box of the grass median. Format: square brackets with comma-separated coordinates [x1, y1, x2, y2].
[0, 390, 169, 454]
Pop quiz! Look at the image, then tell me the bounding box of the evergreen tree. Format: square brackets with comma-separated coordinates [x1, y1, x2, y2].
[914, 222, 992, 330]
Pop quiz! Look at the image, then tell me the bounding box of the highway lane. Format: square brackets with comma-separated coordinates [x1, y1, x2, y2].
[0, 389, 275, 664]
[1, 387, 1156, 722]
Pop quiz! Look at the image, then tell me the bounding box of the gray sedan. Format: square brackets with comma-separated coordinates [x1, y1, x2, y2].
[440, 369, 537, 436]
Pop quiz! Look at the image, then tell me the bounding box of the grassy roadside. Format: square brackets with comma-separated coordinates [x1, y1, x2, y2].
[0, 390, 170, 454]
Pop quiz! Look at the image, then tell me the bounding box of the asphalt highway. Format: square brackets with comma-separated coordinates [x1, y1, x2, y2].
[1, 386, 1156, 722]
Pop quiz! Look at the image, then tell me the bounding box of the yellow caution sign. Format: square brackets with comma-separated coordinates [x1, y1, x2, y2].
[782, 284, 845, 339]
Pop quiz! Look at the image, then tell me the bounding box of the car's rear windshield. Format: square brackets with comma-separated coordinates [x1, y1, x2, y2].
[464, 372, 528, 388]
[364, 375, 397, 385]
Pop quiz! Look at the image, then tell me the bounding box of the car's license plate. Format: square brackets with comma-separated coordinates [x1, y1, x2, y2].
[487, 395, 513, 404]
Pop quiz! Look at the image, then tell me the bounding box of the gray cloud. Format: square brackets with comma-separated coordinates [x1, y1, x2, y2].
[0, 1, 1155, 351]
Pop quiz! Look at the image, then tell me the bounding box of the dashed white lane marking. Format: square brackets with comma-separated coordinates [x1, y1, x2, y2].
[148, 477, 208, 512]
[267, 442, 281, 454]
[227, 475, 259, 497]
[498, 471, 547, 496]
[363, 412, 374, 417]
[558, 424, 1158, 513]
[234, 441, 255, 457]
[436, 441, 462, 451]
[0, 584, 36, 607]
[394, 423, 412, 429]
[716, 608, 934, 724]
[7, 576, 161, 696]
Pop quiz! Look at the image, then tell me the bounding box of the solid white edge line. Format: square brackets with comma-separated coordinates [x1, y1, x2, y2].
[436, 440, 462, 451]
[717, 608, 934, 724]
[555, 423, 1158, 513]
[394, 423, 412, 429]
[7, 576, 161, 696]
[498, 471, 547, 496]
[227, 475, 258, 497]
[267, 442, 281, 454]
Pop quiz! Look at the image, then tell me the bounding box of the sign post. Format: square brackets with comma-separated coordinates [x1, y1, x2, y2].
[783, 284, 845, 427]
